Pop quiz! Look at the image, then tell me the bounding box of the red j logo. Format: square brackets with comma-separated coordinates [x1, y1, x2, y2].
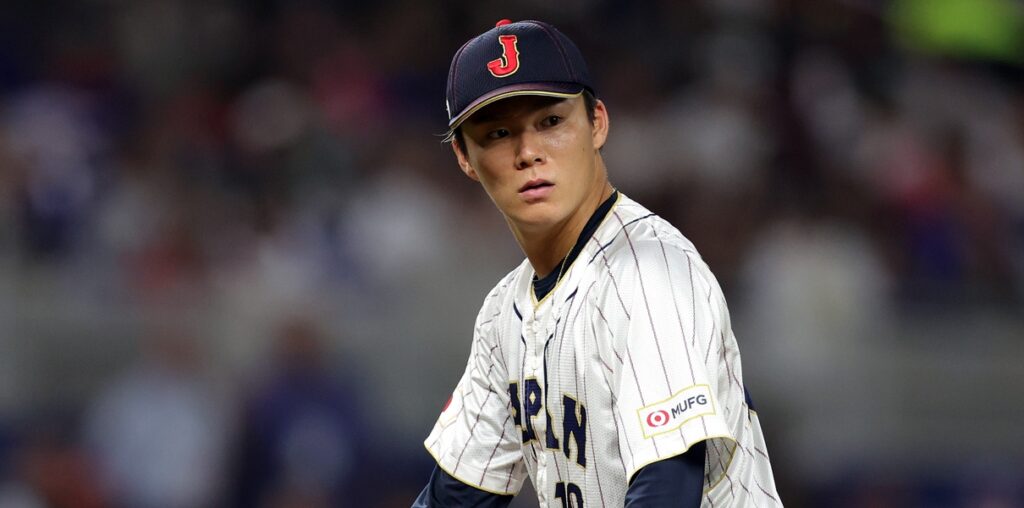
[487, 35, 520, 77]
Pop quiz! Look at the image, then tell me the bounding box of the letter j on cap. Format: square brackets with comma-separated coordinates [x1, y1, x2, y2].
[487, 35, 520, 77]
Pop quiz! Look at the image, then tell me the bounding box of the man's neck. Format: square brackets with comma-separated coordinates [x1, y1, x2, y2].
[512, 182, 614, 278]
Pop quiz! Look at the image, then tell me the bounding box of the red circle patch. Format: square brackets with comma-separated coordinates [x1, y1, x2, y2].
[646, 410, 670, 427]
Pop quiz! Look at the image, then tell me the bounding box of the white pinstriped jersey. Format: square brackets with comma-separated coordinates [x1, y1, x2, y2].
[425, 194, 781, 507]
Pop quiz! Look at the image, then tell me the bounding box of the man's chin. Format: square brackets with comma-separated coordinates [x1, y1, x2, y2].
[505, 204, 564, 230]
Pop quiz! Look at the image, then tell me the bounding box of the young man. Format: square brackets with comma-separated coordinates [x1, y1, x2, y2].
[414, 20, 781, 507]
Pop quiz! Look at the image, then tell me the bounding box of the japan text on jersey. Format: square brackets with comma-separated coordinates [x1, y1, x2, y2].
[426, 194, 781, 507]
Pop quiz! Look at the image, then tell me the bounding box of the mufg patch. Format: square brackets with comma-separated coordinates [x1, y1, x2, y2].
[637, 384, 716, 439]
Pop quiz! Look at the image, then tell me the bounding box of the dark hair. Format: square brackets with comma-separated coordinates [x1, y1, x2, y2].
[450, 90, 598, 151]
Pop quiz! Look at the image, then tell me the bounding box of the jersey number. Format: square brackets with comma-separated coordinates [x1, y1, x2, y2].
[555, 482, 583, 507]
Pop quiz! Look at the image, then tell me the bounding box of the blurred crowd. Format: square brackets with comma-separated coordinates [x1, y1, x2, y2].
[1, 0, 1023, 507]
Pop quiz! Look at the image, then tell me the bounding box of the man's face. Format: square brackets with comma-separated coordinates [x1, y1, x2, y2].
[454, 94, 609, 232]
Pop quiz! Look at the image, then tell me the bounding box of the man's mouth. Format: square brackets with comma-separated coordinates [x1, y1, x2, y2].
[519, 179, 553, 193]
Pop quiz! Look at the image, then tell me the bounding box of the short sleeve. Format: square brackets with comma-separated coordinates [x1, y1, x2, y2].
[601, 240, 735, 480]
[424, 297, 526, 496]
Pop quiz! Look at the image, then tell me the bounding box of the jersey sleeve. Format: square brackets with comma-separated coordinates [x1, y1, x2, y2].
[412, 465, 513, 507]
[624, 440, 706, 507]
[423, 294, 526, 496]
[598, 239, 736, 480]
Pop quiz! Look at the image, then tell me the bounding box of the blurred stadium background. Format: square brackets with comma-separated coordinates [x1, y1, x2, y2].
[1, 0, 1023, 506]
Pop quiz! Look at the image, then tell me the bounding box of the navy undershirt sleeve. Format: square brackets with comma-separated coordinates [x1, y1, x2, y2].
[624, 440, 707, 507]
[412, 465, 513, 508]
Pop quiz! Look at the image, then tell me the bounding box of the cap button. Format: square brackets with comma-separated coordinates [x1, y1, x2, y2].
[495, 19, 512, 27]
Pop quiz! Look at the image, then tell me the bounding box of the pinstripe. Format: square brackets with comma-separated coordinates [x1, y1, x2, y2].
[563, 283, 594, 396]
[504, 460, 517, 493]
[427, 401, 464, 449]
[535, 294, 565, 487]
[590, 241, 631, 319]
[593, 305, 624, 365]
[477, 316, 498, 328]
[593, 317, 631, 477]
[737, 477, 755, 503]
[586, 213, 657, 265]
[560, 282, 596, 479]
[704, 291, 717, 364]
[602, 215, 667, 459]
[685, 256, 698, 380]
[478, 310, 506, 366]
[720, 332, 742, 396]
[563, 283, 593, 362]
[621, 344, 647, 407]
[423, 195, 779, 506]
[711, 439, 737, 500]
[754, 477, 779, 503]
[557, 288, 581, 479]
[615, 211, 673, 394]
[655, 237, 697, 386]
[551, 423, 564, 482]
[654, 235, 715, 446]
[579, 300, 607, 507]
[454, 383, 496, 474]
[557, 290, 584, 399]
[519, 298, 528, 435]
[704, 446, 717, 508]
[704, 319, 717, 377]
[738, 440, 757, 461]
[688, 259, 715, 436]
[610, 403, 634, 476]
[621, 344, 661, 458]
[430, 338, 502, 451]
[481, 412, 514, 484]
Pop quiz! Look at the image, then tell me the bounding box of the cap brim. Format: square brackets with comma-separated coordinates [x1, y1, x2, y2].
[447, 83, 585, 130]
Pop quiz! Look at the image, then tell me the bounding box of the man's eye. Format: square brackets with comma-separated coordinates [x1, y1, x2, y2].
[487, 128, 510, 139]
[542, 115, 562, 127]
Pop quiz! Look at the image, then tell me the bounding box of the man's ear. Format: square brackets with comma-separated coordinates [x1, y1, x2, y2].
[452, 139, 480, 181]
[592, 99, 609, 150]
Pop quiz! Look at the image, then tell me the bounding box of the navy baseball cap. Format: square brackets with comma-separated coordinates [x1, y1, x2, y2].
[445, 19, 595, 132]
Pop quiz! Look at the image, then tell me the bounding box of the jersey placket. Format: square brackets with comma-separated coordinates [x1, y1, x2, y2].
[525, 297, 555, 507]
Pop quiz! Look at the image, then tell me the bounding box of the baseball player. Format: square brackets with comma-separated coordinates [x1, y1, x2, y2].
[414, 19, 781, 507]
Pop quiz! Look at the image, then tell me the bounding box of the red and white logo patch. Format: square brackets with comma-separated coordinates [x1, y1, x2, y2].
[646, 410, 670, 428]
[637, 384, 716, 439]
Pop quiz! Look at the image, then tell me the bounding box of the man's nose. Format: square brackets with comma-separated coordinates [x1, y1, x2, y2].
[514, 130, 545, 170]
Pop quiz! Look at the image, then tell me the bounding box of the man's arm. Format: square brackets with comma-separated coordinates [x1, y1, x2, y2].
[600, 241, 736, 494]
[412, 465, 513, 508]
[421, 285, 526, 500]
[624, 441, 707, 507]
